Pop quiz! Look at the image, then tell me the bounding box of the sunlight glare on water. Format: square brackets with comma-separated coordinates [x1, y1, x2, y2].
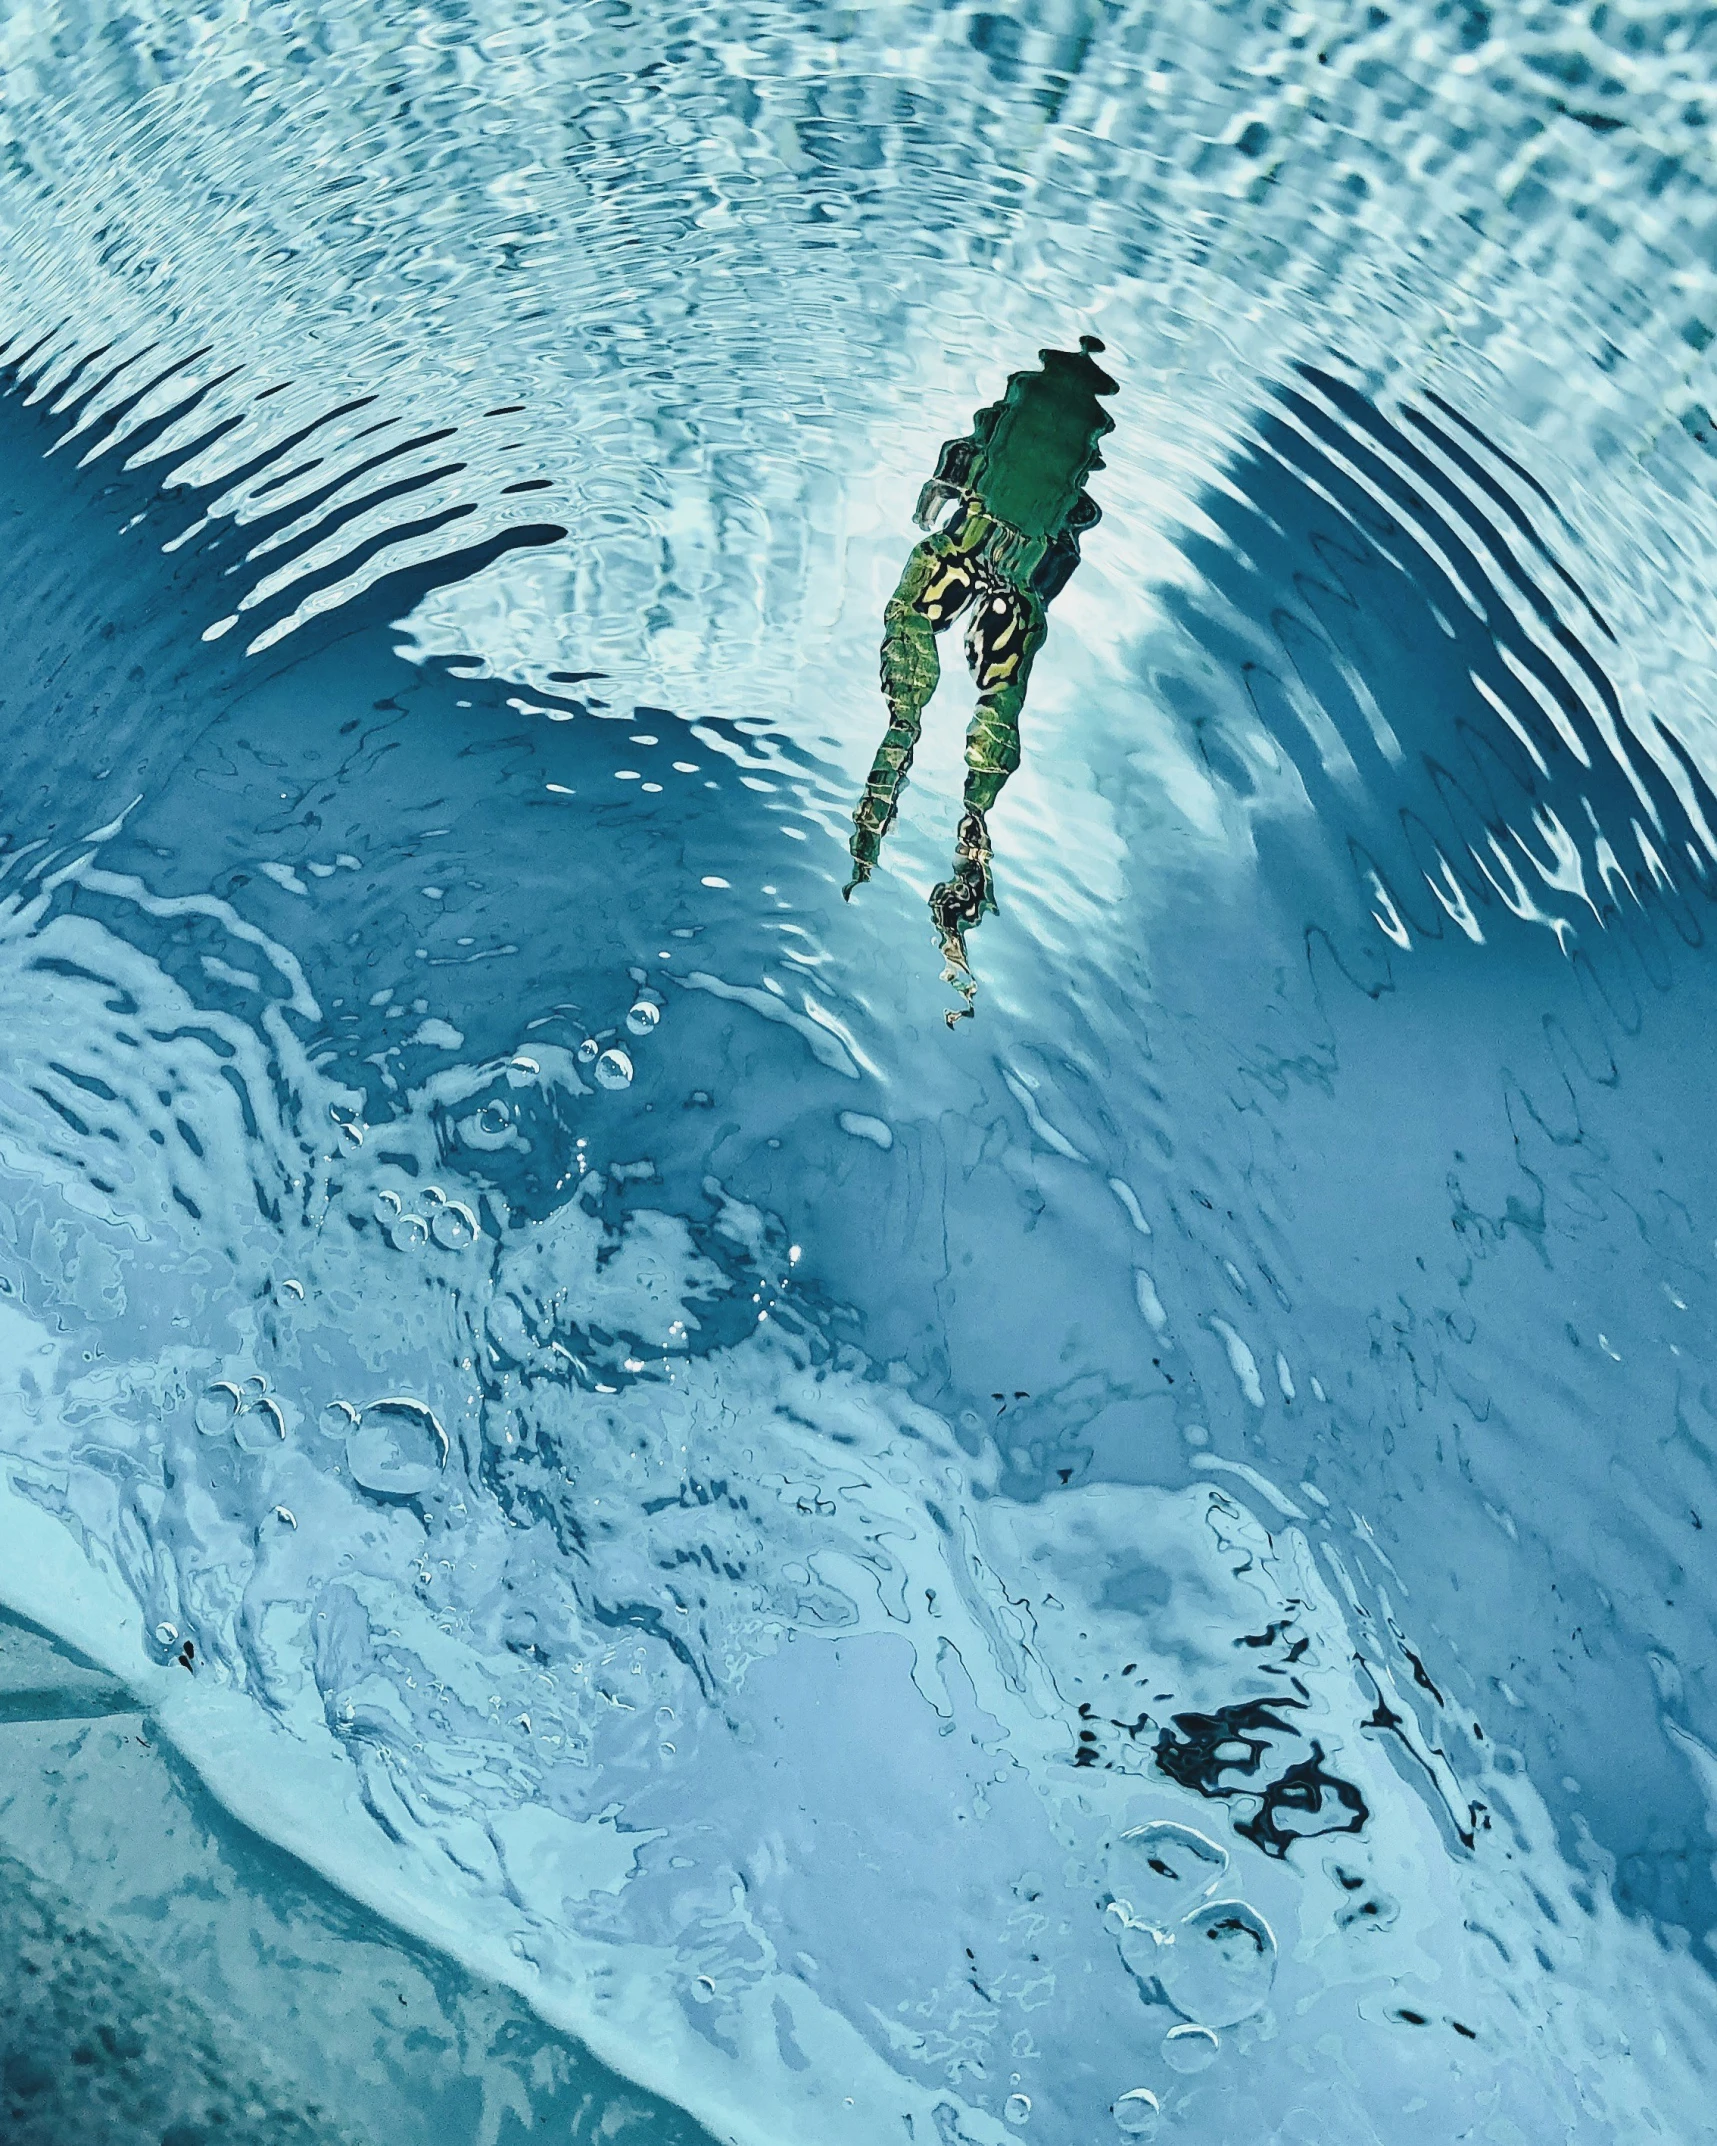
[3, 4, 1717, 2143]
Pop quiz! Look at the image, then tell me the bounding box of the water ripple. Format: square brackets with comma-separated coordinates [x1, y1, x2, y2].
[4, 6, 1717, 2145]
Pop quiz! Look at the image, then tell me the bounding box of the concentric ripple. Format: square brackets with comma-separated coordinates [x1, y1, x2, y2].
[3, 5, 1717, 2146]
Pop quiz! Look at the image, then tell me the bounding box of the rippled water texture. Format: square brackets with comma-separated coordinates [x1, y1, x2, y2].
[4, 4, 1717, 2141]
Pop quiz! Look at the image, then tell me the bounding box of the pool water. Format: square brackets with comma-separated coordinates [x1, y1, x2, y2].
[3, 5, 1717, 2141]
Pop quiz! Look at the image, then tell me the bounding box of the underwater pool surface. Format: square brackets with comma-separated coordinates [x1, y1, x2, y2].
[3, 2, 1717, 2140]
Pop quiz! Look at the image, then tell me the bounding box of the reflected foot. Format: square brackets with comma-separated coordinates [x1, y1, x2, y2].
[845, 789, 899, 899]
[928, 809, 995, 1027]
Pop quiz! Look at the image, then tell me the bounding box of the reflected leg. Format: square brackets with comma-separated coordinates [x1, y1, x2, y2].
[845, 533, 978, 895]
[961, 578, 1046, 820]
[928, 580, 1047, 1019]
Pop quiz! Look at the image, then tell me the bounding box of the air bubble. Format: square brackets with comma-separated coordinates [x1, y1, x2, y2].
[1158, 1900, 1277, 2028]
[458, 1100, 516, 1151]
[346, 1397, 449, 1497]
[390, 1213, 431, 1251]
[577, 1038, 600, 1065]
[1162, 2023, 1219, 2073]
[1111, 2088, 1160, 2138]
[319, 1399, 360, 1440]
[595, 1048, 634, 1090]
[1107, 1821, 1228, 1931]
[194, 1384, 242, 1436]
[234, 1394, 288, 1452]
[1004, 2093, 1031, 2126]
[626, 1000, 660, 1036]
[154, 1623, 179, 1648]
[431, 1200, 480, 1250]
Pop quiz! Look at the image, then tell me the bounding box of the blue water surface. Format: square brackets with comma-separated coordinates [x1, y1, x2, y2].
[2, 5, 1717, 2142]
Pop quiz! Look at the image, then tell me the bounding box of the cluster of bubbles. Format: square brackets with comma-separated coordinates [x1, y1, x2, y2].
[274, 992, 668, 1517]
[576, 995, 662, 1093]
[375, 1184, 481, 1254]
[193, 1372, 452, 1504]
[1100, 1822, 1278, 2135]
[326, 1104, 484, 1249]
[193, 1372, 288, 1452]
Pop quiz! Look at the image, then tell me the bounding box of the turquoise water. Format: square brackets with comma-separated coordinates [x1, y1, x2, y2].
[4, 5, 1717, 2140]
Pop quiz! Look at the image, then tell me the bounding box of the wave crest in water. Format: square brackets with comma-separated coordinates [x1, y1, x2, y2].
[5, 3, 1717, 2142]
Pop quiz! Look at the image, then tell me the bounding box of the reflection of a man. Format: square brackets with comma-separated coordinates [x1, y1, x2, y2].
[846, 337, 1117, 1023]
